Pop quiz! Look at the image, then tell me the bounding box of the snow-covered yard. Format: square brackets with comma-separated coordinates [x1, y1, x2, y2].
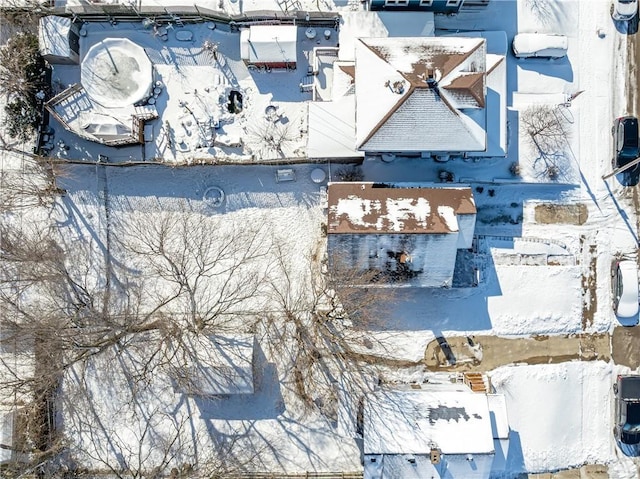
[4, 0, 640, 477]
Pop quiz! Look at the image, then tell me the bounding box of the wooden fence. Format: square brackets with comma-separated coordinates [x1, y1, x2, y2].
[224, 473, 363, 479]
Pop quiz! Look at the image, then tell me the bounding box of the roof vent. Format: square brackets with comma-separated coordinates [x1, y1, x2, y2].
[385, 80, 406, 94]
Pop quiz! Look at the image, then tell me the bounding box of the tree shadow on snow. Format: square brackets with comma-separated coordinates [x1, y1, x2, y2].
[193, 341, 285, 420]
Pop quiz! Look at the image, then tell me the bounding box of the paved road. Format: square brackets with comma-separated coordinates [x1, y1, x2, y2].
[625, 16, 640, 370]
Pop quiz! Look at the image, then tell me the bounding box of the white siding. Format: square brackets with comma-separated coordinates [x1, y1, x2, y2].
[329, 232, 459, 286]
[457, 213, 476, 249]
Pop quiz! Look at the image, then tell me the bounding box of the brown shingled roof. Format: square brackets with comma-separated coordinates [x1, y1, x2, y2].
[442, 72, 486, 108]
[327, 183, 476, 234]
[338, 64, 356, 82]
[356, 37, 487, 150]
[364, 40, 484, 87]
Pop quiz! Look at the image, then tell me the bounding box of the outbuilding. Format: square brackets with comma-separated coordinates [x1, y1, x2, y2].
[38, 16, 80, 65]
[240, 25, 297, 70]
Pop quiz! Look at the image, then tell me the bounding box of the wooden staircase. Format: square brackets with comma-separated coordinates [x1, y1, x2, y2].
[463, 372, 490, 393]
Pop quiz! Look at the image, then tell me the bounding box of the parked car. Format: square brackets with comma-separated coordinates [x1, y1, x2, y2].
[612, 259, 639, 323]
[612, 0, 638, 21]
[613, 116, 640, 171]
[614, 375, 640, 445]
[511, 33, 568, 59]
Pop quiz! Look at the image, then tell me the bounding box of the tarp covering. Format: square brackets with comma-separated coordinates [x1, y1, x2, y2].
[79, 112, 132, 140]
[81, 38, 153, 108]
[39, 16, 76, 62]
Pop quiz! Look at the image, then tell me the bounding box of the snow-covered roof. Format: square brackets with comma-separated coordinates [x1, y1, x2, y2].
[240, 25, 298, 65]
[487, 394, 510, 440]
[327, 182, 476, 234]
[38, 16, 76, 62]
[364, 387, 495, 455]
[81, 38, 154, 109]
[169, 334, 255, 396]
[355, 37, 488, 153]
[439, 31, 508, 157]
[338, 11, 435, 62]
[308, 95, 362, 159]
[364, 453, 438, 479]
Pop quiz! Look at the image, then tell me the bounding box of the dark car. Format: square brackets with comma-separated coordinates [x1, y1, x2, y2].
[613, 116, 640, 171]
[614, 375, 640, 445]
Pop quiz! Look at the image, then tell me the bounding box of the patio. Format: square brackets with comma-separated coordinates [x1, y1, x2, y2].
[44, 19, 339, 164]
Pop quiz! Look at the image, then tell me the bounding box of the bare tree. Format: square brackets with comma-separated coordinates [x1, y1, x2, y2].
[264, 238, 394, 413]
[55, 327, 267, 478]
[247, 120, 296, 159]
[521, 104, 571, 180]
[0, 218, 180, 476]
[117, 208, 272, 333]
[0, 157, 62, 211]
[0, 2, 44, 33]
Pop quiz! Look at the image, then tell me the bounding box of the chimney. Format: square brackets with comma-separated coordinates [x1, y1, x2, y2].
[426, 67, 439, 88]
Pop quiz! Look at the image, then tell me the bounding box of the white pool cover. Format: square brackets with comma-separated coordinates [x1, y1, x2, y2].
[81, 38, 153, 108]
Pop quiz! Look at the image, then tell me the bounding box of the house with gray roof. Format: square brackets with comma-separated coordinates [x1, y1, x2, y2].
[308, 25, 507, 159]
[327, 182, 476, 287]
[355, 36, 496, 156]
[363, 380, 509, 479]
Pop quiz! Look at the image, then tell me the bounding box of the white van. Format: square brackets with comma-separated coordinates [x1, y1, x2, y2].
[512, 33, 568, 59]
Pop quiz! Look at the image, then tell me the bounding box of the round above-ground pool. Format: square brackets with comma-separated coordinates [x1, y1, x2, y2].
[81, 38, 153, 108]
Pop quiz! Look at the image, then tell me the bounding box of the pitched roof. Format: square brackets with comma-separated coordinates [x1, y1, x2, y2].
[364, 387, 495, 455]
[38, 16, 74, 60]
[355, 37, 488, 152]
[327, 182, 476, 234]
[442, 72, 486, 108]
[338, 64, 356, 81]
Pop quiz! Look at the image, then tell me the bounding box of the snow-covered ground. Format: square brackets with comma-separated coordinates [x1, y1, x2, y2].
[491, 361, 619, 476]
[47, 22, 335, 163]
[3, 0, 640, 476]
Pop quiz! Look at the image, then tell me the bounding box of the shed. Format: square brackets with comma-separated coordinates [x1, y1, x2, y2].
[38, 16, 80, 65]
[240, 25, 297, 69]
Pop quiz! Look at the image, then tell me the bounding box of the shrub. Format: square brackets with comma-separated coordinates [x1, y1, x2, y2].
[0, 33, 49, 141]
[335, 165, 363, 181]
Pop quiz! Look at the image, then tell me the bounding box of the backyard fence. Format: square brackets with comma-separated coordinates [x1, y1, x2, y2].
[4, 4, 341, 29]
[224, 473, 363, 479]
